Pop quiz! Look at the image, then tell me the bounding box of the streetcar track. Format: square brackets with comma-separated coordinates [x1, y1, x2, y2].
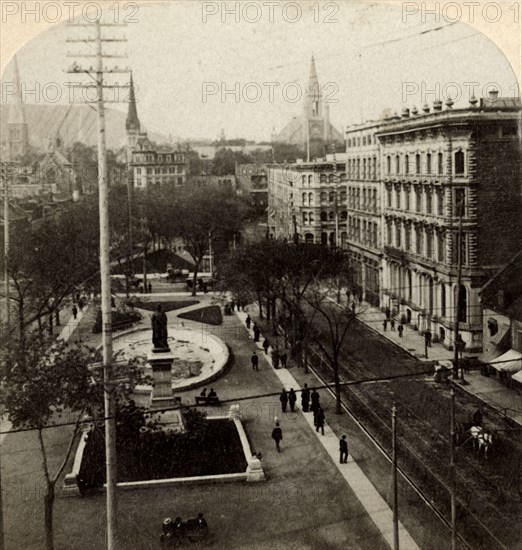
[306, 347, 509, 550]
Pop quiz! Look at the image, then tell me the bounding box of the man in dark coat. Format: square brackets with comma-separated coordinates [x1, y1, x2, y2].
[288, 389, 297, 412]
[301, 384, 310, 412]
[253, 324, 260, 342]
[251, 351, 259, 371]
[279, 389, 288, 413]
[315, 407, 325, 435]
[280, 352, 288, 368]
[263, 337, 270, 354]
[339, 435, 348, 463]
[72, 304, 78, 320]
[246, 315, 252, 329]
[271, 422, 283, 452]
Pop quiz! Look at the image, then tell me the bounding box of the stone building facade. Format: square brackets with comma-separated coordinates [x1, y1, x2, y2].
[376, 95, 521, 351]
[267, 155, 347, 245]
[345, 121, 383, 306]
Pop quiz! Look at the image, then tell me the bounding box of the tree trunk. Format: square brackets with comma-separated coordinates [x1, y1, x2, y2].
[257, 292, 263, 319]
[266, 297, 271, 321]
[49, 314, 53, 336]
[271, 299, 277, 336]
[333, 356, 342, 414]
[191, 265, 199, 297]
[55, 309, 60, 326]
[44, 483, 55, 550]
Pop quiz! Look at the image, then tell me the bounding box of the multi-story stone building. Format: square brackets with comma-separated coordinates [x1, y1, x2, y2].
[267, 155, 347, 245]
[345, 121, 383, 306]
[235, 163, 268, 215]
[126, 73, 187, 189]
[376, 93, 521, 351]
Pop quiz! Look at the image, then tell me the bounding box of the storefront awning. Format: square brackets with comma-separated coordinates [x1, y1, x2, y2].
[490, 323, 510, 346]
[490, 349, 522, 373]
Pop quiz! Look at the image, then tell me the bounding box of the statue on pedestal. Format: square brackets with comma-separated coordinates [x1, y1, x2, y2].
[152, 304, 169, 351]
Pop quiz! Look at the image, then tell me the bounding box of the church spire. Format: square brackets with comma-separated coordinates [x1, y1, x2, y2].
[8, 55, 26, 125]
[126, 71, 140, 133]
[7, 54, 29, 160]
[308, 54, 319, 93]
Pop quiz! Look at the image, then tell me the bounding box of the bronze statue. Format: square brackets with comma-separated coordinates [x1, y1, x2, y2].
[151, 304, 169, 351]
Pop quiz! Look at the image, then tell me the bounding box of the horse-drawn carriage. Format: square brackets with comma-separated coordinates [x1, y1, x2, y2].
[160, 514, 211, 547]
[455, 409, 495, 459]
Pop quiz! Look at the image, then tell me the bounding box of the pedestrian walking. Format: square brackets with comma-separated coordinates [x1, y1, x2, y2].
[251, 351, 259, 371]
[288, 389, 297, 412]
[390, 318, 395, 331]
[203, 282, 208, 294]
[279, 389, 288, 413]
[263, 338, 270, 354]
[272, 349, 280, 369]
[425, 329, 432, 347]
[383, 319, 387, 331]
[280, 352, 287, 368]
[339, 435, 348, 463]
[271, 422, 283, 452]
[253, 324, 260, 342]
[310, 388, 320, 414]
[301, 384, 310, 412]
[315, 407, 325, 435]
[246, 315, 252, 329]
[148, 282, 152, 294]
[72, 304, 78, 320]
[78, 297, 85, 311]
[398, 324, 404, 338]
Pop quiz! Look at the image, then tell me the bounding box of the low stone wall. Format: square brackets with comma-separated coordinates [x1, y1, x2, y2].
[62, 406, 264, 496]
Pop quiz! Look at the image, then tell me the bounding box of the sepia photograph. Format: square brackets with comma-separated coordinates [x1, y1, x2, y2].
[0, 1, 521, 549]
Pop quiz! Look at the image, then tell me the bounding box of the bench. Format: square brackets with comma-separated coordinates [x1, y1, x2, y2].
[194, 395, 220, 406]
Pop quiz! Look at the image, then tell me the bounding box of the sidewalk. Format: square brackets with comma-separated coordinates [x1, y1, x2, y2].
[236, 309, 420, 550]
[354, 300, 522, 427]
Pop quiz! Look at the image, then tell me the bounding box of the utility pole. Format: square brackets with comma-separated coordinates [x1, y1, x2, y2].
[453, 193, 464, 381]
[67, 18, 128, 550]
[450, 387, 457, 550]
[392, 404, 399, 550]
[208, 231, 213, 275]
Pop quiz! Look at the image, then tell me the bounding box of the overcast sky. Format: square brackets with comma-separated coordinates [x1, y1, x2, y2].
[2, 1, 519, 142]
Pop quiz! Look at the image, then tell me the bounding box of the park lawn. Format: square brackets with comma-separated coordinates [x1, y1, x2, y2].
[178, 305, 223, 326]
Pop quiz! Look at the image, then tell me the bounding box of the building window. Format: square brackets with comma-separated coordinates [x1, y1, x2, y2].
[387, 222, 392, 245]
[387, 187, 392, 207]
[320, 191, 326, 202]
[454, 188, 465, 216]
[340, 191, 346, 203]
[487, 318, 498, 337]
[438, 152, 444, 175]
[405, 225, 411, 251]
[387, 156, 391, 175]
[302, 192, 307, 205]
[302, 212, 308, 225]
[440, 284, 446, 317]
[395, 223, 401, 248]
[404, 155, 409, 174]
[415, 153, 421, 175]
[320, 212, 327, 221]
[415, 226, 423, 255]
[395, 155, 400, 175]
[395, 186, 401, 209]
[363, 159, 367, 179]
[356, 188, 360, 209]
[302, 175, 306, 185]
[426, 153, 432, 174]
[426, 188, 432, 214]
[415, 187, 422, 212]
[328, 211, 334, 220]
[405, 187, 410, 211]
[341, 210, 347, 221]
[372, 157, 376, 179]
[309, 192, 314, 205]
[426, 230, 433, 258]
[308, 175, 313, 184]
[372, 189, 377, 212]
[437, 232, 444, 262]
[455, 150, 465, 175]
[457, 285, 467, 323]
[329, 192, 335, 203]
[437, 190, 444, 216]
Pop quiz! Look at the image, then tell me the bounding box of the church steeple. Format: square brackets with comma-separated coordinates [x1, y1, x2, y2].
[7, 54, 29, 160]
[126, 71, 140, 133]
[305, 55, 322, 120]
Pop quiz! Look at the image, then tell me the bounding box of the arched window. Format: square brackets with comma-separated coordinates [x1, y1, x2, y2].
[328, 174, 335, 183]
[320, 191, 327, 202]
[329, 192, 335, 203]
[395, 155, 400, 174]
[440, 284, 446, 317]
[415, 153, 421, 174]
[387, 155, 391, 175]
[309, 212, 314, 224]
[341, 210, 347, 221]
[305, 233, 314, 243]
[328, 211, 335, 220]
[308, 192, 314, 205]
[320, 174, 327, 183]
[321, 232, 328, 245]
[308, 175, 313, 184]
[302, 192, 307, 205]
[302, 212, 308, 224]
[407, 270, 412, 300]
[320, 212, 327, 221]
[404, 155, 409, 174]
[426, 153, 432, 174]
[455, 150, 465, 175]
[302, 175, 307, 185]
[438, 152, 444, 175]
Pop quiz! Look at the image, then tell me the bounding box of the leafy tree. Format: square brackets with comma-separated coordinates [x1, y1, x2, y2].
[6, 198, 99, 344]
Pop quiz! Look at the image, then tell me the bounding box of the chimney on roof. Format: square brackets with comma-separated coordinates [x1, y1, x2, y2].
[422, 103, 430, 114]
[489, 89, 499, 100]
[469, 94, 478, 108]
[401, 107, 410, 118]
[433, 99, 443, 111]
[445, 97, 454, 109]
[411, 105, 418, 116]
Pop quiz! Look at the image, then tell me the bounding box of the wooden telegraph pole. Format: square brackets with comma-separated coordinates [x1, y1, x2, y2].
[392, 404, 399, 550]
[67, 16, 128, 550]
[450, 387, 457, 550]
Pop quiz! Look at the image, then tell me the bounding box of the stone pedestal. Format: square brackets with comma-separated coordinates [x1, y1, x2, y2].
[148, 350, 184, 432]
